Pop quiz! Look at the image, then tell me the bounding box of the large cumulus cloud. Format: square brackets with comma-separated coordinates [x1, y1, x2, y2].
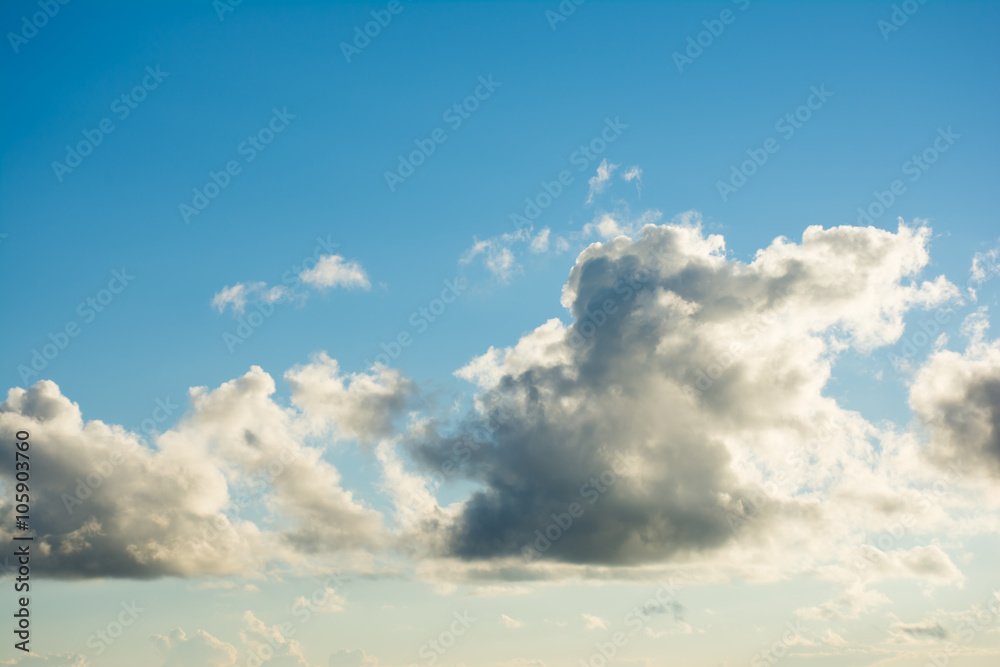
[2, 215, 994, 603]
[405, 217, 962, 569]
[0, 359, 412, 579]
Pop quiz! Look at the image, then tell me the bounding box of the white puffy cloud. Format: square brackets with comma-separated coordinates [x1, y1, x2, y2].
[0, 357, 408, 578]
[286, 352, 413, 443]
[212, 253, 370, 318]
[299, 255, 370, 290]
[582, 213, 623, 239]
[582, 209, 662, 240]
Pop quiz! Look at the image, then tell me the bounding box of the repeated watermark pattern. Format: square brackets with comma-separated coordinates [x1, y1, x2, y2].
[340, 0, 410, 63]
[385, 76, 501, 192]
[52, 66, 169, 182]
[522, 454, 631, 562]
[545, 0, 586, 30]
[417, 610, 477, 665]
[6, 0, 71, 53]
[16, 268, 135, 384]
[222, 235, 339, 352]
[509, 117, 628, 231]
[878, 0, 930, 40]
[856, 126, 959, 225]
[717, 85, 833, 202]
[672, 0, 751, 73]
[364, 277, 467, 368]
[579, 577, 689, 666]
[179, 107, 296, 224]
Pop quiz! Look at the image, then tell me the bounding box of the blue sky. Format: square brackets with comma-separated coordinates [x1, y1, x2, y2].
[2, 1, 1000, 666]
[3, 0, 998, 426]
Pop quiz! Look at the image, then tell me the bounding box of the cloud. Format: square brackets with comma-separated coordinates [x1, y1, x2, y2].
[911, 309, 1000, 476]
[0, 360, 401, 579]
[621, 166, 642, 194]
[583, 213, 624, 239]
[213, 281, 289, 315]
[286, 352, 414, 443]
[300, 255, 370, 290]
[153, 612, 330, 667]
[530, 228, 551, 254]
[461, 231, 522, 282]
[5, 211, 996, 629]
[644, 598, 686, 621]
[891, 620, 950, 640]
[645, 621, 695, 638]
[460, 227, 562, 281]
[586, 159, 619, 204]
[970, 241, 1000, 286]
[500, 614, 525, 628]
[153, 627, 239, 667]
[797, 545, 963, 620]
[582, 209, 662, 240]
[293, 587, 346, 614]
[581, 613, 607, 630]
[404, 216, 976, 582]
[211, 252, 369, 318]
[621, 166, 642, 182]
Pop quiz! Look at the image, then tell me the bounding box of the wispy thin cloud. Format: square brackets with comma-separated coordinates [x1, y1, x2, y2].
[500, 614, 525, 629]
[212, 281, 288, 314]
[586, 159, 619, 203]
